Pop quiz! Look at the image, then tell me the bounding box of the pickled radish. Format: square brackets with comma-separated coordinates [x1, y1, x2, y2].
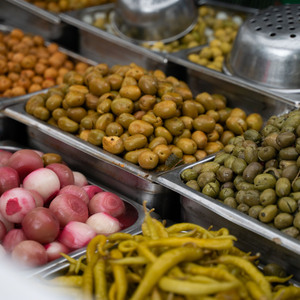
[49, 194, 89, 227]
[2, 228, 27, 252]
[0, 187, 36, 223]
[7, 149, 43, 181]
[46, 163, 74, 188]
[82, 185, 103, 200]
[73, 171, 88, 187]
[0, 149, 12, 166]
[0, 148, 132, 267]
[58, 185, 89, 205]
[58, 221, 96, 249]
[44, 241, 70, 262]
[0, 167, 20, 195]
[22, 207, 60, 244]
[11, 240, 48, 268]
[23, 168, 60, 203]
[28, 190, 44, 207]
[86, 212, 121, 235]
[88, 191, 125, 217]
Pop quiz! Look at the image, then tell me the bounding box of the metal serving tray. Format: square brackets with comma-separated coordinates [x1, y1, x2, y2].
[59, 4, 168, 71]
[156, 155, 300, 281]
[0, 139, 148, 280]
[1, 0, 79, 50]
[0, 24, 97, 110]
[2, 103, 180, 221]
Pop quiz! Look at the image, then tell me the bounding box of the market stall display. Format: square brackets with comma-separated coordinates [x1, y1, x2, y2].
[0, 0, 299, 297]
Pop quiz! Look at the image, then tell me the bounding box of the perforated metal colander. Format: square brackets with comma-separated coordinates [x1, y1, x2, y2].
[224, 4, 300, 92]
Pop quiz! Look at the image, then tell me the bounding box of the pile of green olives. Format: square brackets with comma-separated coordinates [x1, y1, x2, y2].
[25, 62, 263, 171]
[181, 109, 300, 239]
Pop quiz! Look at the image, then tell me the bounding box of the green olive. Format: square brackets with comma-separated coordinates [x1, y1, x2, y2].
[257, 146, 277, 162]
[259, 188, 277, 206]
[248, 205, 263, 219]
[45, 94, 63, 111]
[128, 120, 154, 137]
[259, 205, 278, 223]
[274, 212, 293, 229]
[107, 73, 123, 90]
[261, 124, 279, 137]
[236, 190, 260, 206]
[223, 197, 237, 209]
[218, 188, 235, 200]
[67, 107, 87, 123]
[235, 182, 255, 191]
[226, 116, 247, 135]
[80, 114, 98, 130]
[216, 166, 233, 183]
[95, 113, 114, 131]
[176, 138, 197, 155]
[254, 174, 276, 191]
[65, 91, 85, 107]
[42, 153, 62, 166]
[282, 164, 299, 181]
[237, 203, 249, 214]
[281, 226, 299, 238]
[243, 129, 262, 144]
[186, 180, 200, 191]
[124, 148, 150, 164]
[195, 92, 216, 111]
[119, 85, 142, 101]
[276, 131, 296, 148]
[25, 95, 45, 115]
[88, 77, 111, 96]
[138, 95, 157, 111]
[87, 129, 105, 146]
[148, 136, 168, 150]
[242, 162, 263, 183]
[164, 117, 185, 136]
[197, 171, 216, 188]
[192, 115, 216, 133]
[137, 150, 159, 170]
[52, 108, 67, 121]
[182, 100, 199, 118]
[153, 100, 177, 119]
[201, 161, 220, 173]
[105, 122, 124, 137]
[279, 147, 299, 160]
[97, 98, 112, 114]
[110, 98, 134, 116]
[293, 212, 300, 230]
[277, 197, 297, 213]
[202, 182, 219, 198]
[102, 136, 125, 154]
[214, 152, 230, 165]
[231, 158, 247, 175]
[181, 168, 199, 182]
[275, 177, 291, 198]
[155, 126, 173, 144]
[33, 106, 50, 121]
[117, 113, 136, 129]
[123, 134, 148, 151]
[57, 116, 79, 133]
[138, 74, 158, 95]
[224, 155, 236, 169]
[292, 178, 300, 192]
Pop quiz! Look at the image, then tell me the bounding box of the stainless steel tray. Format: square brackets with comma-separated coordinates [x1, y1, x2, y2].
[59, 4, 168, 71]
[156, 155, 300, 281]
[0, 23, 97, 110]
[1, 0, 79, 50]
[2, 102, 180, 221]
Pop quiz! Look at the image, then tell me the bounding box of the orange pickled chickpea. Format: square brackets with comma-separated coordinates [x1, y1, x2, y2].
[0, 28, 92, 97]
